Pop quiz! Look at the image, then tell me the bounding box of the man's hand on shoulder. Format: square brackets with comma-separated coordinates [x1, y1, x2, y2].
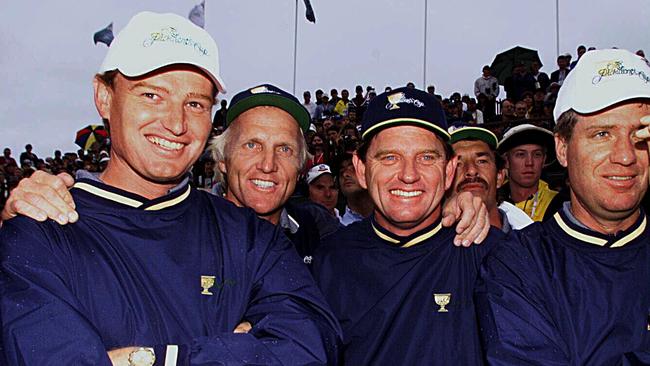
[1, 171, 77, 225]
[442, 191, 490, 247]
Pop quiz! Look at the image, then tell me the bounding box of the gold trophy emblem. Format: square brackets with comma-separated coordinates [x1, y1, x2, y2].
[201, 275, 216, 296]
[434, 293, 451, 312]
[386, 92, 405, 110]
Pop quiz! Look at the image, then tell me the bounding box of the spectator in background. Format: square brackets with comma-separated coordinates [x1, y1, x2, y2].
[352, 85, 366, 121]
[302, 90, 317, 120]
[212, 99, 227, 129]
[637, 49, 646, 58]
[545, 81, 562, 106]
[500, 99, 517, 123]
[448, 126, 532, 232]
[406, 81, 416, 89]
[329, 88, 340, 107]
[474, 65, 500, 120]
[315, 94, 333, 120]
[530, 89, 547, 118]
[0, 148, 17, 167]
[306, 133, 329, 170]
[570, 45, 586, 69]
[428, 85, 442, 100]
[315, 89, 324, 105]
[53, 150, 63, 166]
[550, 54, 571, 85]
[515, 101, 529, 119]
[306, 164, 340, 219]
[530, 61, 550, 92]
[19, 144, 38, 166]
[337, 154, 373, 226]
[334, 89, 351, 117]
[467, 98, 484, 124]
[498, 124, 562, 222]
[505, 62, 535, 102]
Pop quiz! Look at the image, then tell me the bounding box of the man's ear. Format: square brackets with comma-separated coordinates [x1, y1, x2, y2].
[555, 134, 569, 168]
[496, 167, 507, 189]
[93, 77, 112, 120]
[352, 153, 368, 189]
[218, 160, 227, 175]
[444, 155, 459, 191]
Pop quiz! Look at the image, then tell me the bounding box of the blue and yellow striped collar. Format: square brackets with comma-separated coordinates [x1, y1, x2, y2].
[554, 207, 646, 248]
[72, 178, 192, 211]
[371, 216, 443, 248]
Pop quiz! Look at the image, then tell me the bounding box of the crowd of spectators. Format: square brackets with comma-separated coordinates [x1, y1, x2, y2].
[4, 45, 647, 215]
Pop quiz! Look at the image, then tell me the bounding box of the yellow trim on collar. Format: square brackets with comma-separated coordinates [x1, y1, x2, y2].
[554, 212, 646, 247]
[145, 185, 191, 211]
[372, 225, 401, 244]
[372, 222, 443, 248]
[402, 222, 443, 248]
[73, 182, 142, 208]
[611, 216, 646, 248]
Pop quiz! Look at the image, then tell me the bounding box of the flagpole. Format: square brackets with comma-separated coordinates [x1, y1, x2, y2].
[423, 0, 428, 88]
[555, 0, 560, 57]
[293, 0, 299, 95]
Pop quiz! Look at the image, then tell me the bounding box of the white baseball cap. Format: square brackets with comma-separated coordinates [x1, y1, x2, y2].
[306, 164, 333, 184]
[554, 48, 650, 121]
[497, 124, 554, 154]
[98, 11, 226, 93]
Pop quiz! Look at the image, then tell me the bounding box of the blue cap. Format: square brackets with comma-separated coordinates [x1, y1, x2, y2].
[226, 84, 311, 133]
[360, 87, 449, 141]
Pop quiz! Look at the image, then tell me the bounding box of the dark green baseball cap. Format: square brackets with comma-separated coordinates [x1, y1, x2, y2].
[225, 84, 311, 133]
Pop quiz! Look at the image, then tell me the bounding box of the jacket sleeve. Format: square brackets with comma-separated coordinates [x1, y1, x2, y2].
[474, 234, 570, 366]
[0, 219, 113, 366]
[158, 219, 342, 366]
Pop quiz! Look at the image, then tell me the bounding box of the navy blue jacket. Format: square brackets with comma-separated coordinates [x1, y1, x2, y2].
[476, 209, 650, 365]
[0, 178, 341, 365]
[312, 216, 503, 365]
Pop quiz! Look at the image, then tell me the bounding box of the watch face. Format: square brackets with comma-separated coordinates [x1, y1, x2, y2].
[129, 348, 155, 366]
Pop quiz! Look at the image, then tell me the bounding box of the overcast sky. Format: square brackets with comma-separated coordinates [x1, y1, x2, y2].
[2, 0, 649, 158]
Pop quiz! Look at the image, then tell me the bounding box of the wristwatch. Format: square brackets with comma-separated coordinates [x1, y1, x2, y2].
[128, 347, 156, 366]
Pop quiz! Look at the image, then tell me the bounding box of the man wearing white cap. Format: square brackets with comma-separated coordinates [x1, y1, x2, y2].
[306, 164, 340, 218]
[476, 48, 650, 364]
[0, 12, 341, 365]
[497, 123, 562, 222]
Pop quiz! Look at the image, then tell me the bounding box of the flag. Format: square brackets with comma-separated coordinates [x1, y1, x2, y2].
[93, 22, 114, 46]
[304, 0, 316, 23]
[189, 0, 205, 28]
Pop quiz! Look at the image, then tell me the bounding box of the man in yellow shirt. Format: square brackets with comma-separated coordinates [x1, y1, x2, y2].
[498, 124, 562, 221]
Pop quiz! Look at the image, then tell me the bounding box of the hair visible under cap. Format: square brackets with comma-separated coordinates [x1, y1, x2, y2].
[554, 109, 581, 141]
[356, 133, 453, 163]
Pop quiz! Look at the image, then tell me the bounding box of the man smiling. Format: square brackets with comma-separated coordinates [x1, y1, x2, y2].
[0, 12, 340, 365]
[476, 48, 650, 364]
[312, 87, 502, 365]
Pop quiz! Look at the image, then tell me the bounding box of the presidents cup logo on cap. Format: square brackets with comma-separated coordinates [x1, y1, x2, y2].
[250, 86, 280, 95]
[592, 60, 650, 85]
[386, 92, 425, 111]
[142, 26, 209, 56]
[98, 12, 226, 93]
[553, 49, 650, 122]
